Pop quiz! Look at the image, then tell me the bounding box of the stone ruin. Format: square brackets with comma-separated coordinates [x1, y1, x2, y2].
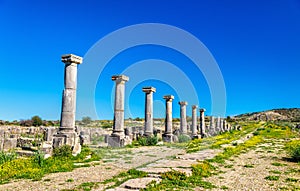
[0, 54, 235, 154]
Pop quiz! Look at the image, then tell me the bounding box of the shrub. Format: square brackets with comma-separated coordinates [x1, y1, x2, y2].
[0, 151, 18, 165]
[138, 136, 158, 146]
[253, 131, 260, 136]
[53, 145, 72, 158]
[178, 134, 191, 143]
[285, 140, 300, 162]
[192, 161, 215, 177]
[33, 150, 45, 167]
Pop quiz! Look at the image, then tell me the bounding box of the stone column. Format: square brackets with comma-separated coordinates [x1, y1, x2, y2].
[179, 101, 188, 135]
[111, 75, 129, 138]
[216, 116, 221, 133]
[191, 105, 198, 137]
[199, 108, 206, 137]
[223, 120, 228, 131]
[142, 87, 156, 137]
[209, 116, 215, 135]
[220, 119, 224, 132]
[53, 54, 82, 155]
[163, 95, 174, 142]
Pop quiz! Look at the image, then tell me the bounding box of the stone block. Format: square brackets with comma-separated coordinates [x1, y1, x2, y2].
[44, 127, 58, 142]
[3, 138, 17, 150]
[52, 134, 67, 148]
[107, 136, 124, 147]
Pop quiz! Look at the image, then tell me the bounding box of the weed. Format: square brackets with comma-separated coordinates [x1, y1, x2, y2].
[271, 162, 287, 167]
[265, 176, 280, 181]
[66, 178, 74, 182]
[78, 182, 98, 191]
[285, 177, 298, 182]
[269, 170, 282, 174]
[221, 185, 229, 189]
[0, 151, 18, 165]
[243, 164, 254, 168]
[224, 164, 234, 168]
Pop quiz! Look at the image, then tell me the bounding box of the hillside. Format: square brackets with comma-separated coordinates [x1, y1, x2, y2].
[234, 108, 300, 122]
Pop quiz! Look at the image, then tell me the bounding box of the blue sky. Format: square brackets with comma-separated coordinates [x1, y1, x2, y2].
[0, 0, 299, 120]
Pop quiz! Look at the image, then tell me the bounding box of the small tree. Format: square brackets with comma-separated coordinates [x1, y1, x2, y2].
[31, 115, 43, 127]
[82, 116, 92, 124]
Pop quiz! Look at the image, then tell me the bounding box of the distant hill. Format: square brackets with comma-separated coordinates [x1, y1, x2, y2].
[234, 108, 300, 122]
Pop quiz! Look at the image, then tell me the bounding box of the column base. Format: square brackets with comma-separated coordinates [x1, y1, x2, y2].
[107, 134, 132, 147]
[144, 131, 154, 137]
[111, 130, 125, 139]
[162, 134, 177, 143]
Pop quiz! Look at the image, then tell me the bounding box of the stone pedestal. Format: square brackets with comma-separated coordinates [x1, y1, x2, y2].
[108, 75, 130, 147]
[179, 101, 188, 135]
[162, 95, 174, 142]
[143, 87, 156, 137]
[191, 105, 198, 137]
[199, 108, 206, 138]
[53, 54, 82, 156]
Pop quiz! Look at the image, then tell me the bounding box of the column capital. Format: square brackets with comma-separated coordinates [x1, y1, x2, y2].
[163, 95, 174, 101]
[112, 75, 129, 83]
[61, 54, 83, 64]
[178, 101, 188, 106]
[192, 105, 198, 109]
[142, 87, 156, 93]
[199, 108, 206, 112]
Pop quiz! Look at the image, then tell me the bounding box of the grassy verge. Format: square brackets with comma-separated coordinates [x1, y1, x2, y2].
[0, 145, 101, 184]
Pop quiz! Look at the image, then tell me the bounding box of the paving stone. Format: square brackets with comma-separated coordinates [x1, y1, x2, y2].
[146, 159, 196, 168]
[121, 177, 161, 189]
[137, 167, 173, 174]
[106, 188, 138, 191]
[176, 149, 220, 160]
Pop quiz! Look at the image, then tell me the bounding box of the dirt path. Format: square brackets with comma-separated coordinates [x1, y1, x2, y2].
[0, 146, 184, 191]
[203, 139, 300, 191]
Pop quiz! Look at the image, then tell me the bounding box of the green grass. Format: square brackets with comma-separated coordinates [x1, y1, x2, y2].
[0, 145, 102, 184]
[220, 185, 229, 190]
[265, 175, 280, 181]
[102, 169, 148, 189]
[77, 182, 99, 191]
[271, 162, 287, 167]
[243, 164, 254, 168]
[143, 170, 216, 191]
[269, 170, 282, 174]
[285, 177, 298, 182]
[66, 178, 74, 182]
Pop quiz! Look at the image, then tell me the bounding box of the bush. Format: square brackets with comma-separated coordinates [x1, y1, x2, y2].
[138, 136, 158, 146]
[285, 140, 300, 161]
[53, 145, 72, 158]
[0, 151, 18, 165]
[33, 150, 45, 167]
[178, 134, 191, 143]
[191, 161, 215, 177]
